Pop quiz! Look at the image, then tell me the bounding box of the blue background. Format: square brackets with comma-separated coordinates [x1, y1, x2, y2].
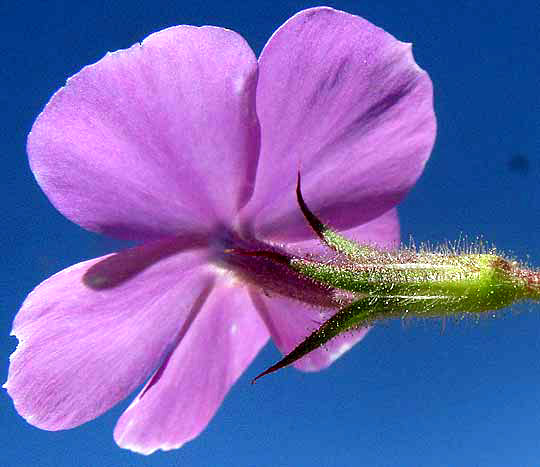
[2, 1, 539, 466]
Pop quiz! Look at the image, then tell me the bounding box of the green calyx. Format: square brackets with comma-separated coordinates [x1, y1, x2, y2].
[289, 253, 535, 314]
[251, 174, 540, 382]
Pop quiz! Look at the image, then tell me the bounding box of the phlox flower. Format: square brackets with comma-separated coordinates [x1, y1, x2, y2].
[5, 7, 435, 454]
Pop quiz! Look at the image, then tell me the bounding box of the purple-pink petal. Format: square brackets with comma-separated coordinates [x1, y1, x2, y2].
[242, 7, 435, 242]
[28, 25, 260, 241]
[254, 209, 400, 371]
[114, 279, 268, 454]
[5, 238, 215, 430]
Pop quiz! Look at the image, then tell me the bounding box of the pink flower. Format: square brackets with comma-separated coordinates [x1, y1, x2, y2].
[5, 7, 435, 454]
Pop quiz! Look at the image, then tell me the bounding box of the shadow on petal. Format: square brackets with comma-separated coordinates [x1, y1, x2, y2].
[83, 233, 209, 290]
[139, 281, 214, 400]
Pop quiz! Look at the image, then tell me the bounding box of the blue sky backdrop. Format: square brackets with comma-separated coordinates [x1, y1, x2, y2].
[2, 1, 539, 466]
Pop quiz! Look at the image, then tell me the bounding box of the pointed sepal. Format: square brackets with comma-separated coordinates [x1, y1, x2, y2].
[296, 172, 377, 258]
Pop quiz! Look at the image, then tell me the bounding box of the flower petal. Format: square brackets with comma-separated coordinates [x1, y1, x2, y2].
[253, 209, 400, 372]
[243, 7, 435, 242]
[4, 236, 215, 430]
[113, 280, 268, 455]
[28, 26, 260, 241]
